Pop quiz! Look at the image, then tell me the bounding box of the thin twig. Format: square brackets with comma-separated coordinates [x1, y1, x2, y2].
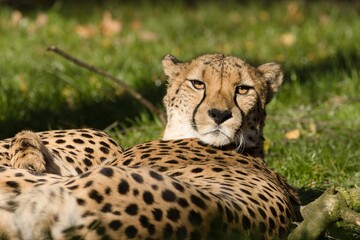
[47, 46, 166, 125]
[103, 121, 119, 132]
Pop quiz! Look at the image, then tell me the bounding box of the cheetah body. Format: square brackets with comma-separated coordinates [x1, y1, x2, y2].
[0, 139, 298, 240]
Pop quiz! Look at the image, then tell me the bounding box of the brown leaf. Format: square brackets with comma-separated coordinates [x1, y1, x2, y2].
[27, 13, 48, 33]
[130, 20, 143, 30]
[327, 96, 346, 107]
[75, 25, 97, 39]
[35, 13, 48, 27]
[286, 2, 303, 22]
[259, 11, 269, 22]
[285, 129, 301, 140]
[319, 14, 329, 25]
[138, 30, 159, 42]
[279, 32, 296, 47]
[11, 10, 22, 27]
[101, 11, 122, 37]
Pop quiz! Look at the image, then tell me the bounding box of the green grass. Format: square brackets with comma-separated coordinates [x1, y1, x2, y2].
[0, 0, 359, 236]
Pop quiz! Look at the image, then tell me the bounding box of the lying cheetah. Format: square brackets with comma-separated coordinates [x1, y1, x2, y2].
[0, 54, 300, 239]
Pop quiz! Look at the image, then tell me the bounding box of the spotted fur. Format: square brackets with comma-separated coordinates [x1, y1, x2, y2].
[0, 139, 299, 239]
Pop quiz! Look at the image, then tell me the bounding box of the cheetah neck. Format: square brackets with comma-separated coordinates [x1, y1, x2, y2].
[162, 122, 199, 140]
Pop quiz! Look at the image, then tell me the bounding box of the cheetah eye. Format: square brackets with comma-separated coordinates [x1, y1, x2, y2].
[189, 80, 205, 90]
[236, 85, 253, 95]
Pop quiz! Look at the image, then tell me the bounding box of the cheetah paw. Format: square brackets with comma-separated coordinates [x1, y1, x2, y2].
[13, 151, 47, 172]
[10, 131, 47, 173]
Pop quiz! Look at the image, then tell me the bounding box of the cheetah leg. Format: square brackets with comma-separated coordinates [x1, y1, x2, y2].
[9, 130, 53, 173]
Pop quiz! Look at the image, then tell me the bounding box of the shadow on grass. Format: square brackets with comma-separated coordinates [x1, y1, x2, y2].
[0, 81, 165, 139]
[284, 50, 360, 83]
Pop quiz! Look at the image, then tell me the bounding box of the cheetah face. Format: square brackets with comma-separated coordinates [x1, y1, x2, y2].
[162, 54, 283, 149]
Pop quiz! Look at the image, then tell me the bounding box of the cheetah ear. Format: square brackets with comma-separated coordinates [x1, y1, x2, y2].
[257, 62, 284, 104]
[162, 54, 183, 79]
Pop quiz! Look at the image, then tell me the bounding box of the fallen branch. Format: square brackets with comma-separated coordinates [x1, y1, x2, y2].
[47, 46, 167, 125]
[288, 187, 360, 240]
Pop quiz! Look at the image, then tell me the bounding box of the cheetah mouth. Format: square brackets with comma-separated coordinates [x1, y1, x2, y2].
[203, 127, 232, 137]
[199, 129, 233, 147]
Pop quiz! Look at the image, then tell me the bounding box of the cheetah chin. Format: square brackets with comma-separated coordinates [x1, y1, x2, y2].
[198, 129, 234, 147]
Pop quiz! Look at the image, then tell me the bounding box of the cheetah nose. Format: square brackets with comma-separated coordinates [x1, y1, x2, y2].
[208, 109, 232, 125]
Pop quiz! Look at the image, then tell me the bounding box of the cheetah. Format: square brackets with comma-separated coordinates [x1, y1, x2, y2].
[0, 54, 300, 239]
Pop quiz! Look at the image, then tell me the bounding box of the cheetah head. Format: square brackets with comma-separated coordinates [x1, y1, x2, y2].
[162, 54, 283, 152]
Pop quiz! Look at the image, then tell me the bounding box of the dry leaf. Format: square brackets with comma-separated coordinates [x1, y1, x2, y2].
[259, 11, 269, 22]
[327, 96, 346, 106]
[101, 11, 122, 37]
[27, 13, 48, 33]
[11, 10, 22, 27]
[286, 2, 303, 22]
[319, 14, 329, 25]
[138, 30, 159, 42]
[75, 25, 97, 39]
[279, 32, 296, 47]
[35, 13, 48, 27]
[285, 129, 301, 140]
[130, 20, 143, 30]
